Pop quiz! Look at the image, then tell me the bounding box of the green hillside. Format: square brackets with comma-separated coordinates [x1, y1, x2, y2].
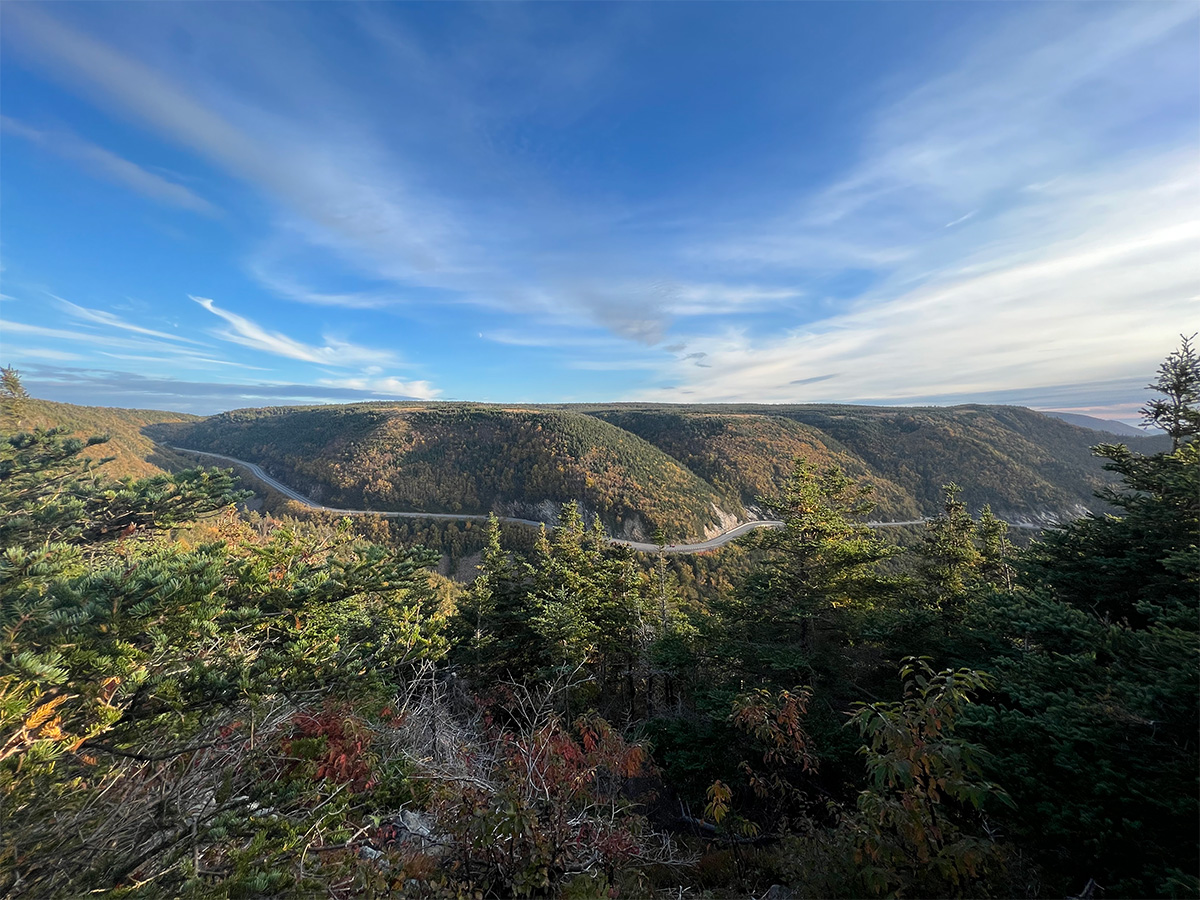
[154, 404, 737, 540]
[772, 403, 1163, 519]
[582, 403, 1170, 520]
[150, 400, 1171, 538]
[4, 399, 197, 479]
[585, 408, 920, 518]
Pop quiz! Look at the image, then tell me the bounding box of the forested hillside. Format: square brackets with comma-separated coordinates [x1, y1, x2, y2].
[1, 397, 196, 479]
[154, 405, 736, 540]
[155, 400, 1166, 540]
[584, 403, 1162, 522]
[580, 408, 919, 517]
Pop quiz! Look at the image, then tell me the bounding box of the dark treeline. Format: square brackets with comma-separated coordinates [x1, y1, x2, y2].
[0, 341, 1196, 898]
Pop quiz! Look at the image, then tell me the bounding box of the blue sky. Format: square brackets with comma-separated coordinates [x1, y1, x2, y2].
[1, 2, 1196, 419]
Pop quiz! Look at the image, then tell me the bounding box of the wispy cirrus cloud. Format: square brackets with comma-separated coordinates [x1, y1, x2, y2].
[4, 3, 1195, 413]
[98, 352, 267, 371]
[641, 153, 1199, 411]
[644, 4, 1199, 409]
[190, 296, 399, 368]
[55, 294, 205, 343]
[3, 3, 790, 346]
[3, 317, 205, 356]
[10, 347, 84, 361]
[6, 5, 453, 280]
[1, 116, 218, 215]
[2, 310, 264, 371]
[246, 264, 401, 311]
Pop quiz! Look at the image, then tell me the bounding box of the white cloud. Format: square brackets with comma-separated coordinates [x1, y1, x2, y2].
[648, 282, 803, 317]
[191, 295, 398, 368]
[482, 330, 630, 349]
[1, 116, 218, 215]
[695, 4, 1197, 277]
[8, 347, 83, 361]
[6, 1, 1196, 408]
[55, 294, 206, 343]
[641, 5, 1199, 406]
[99, 352, 268, 370]
[318, 375, 441, 400]
[247, 263, 400, 310]
[6, 6, 452, 277]
[1, 317, 219, 358]
[639, 154, 1200, 405]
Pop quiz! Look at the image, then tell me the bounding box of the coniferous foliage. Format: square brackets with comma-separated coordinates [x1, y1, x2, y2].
[966, 439, 1199, 897]
[0, 428, 245, 548]
[1141, 333, 1200, 449]
[0, 425, 446, 896]
[715, 461, 900, 689]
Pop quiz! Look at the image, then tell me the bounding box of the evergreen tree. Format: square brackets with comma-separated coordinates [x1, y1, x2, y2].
[717, 460, 900, 687]
[916, 484, 982, 622]
[0, 366, 30, 429]
[1141, 333, 1200, 450]
[0, 428, 246, 548]
[968, 356, 1200, 897]
[911, 485, 1015, 641]
[449, 513, 544, 681]
[1, 426, 443, 895]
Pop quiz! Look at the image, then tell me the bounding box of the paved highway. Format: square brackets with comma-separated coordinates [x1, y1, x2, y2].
[168, 446, 1033, 554]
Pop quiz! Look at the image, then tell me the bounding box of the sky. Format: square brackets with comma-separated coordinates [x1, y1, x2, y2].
[1, 2, 1197, 420]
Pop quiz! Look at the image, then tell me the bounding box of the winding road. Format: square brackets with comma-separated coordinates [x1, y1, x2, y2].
[168, 446, 1028, 554]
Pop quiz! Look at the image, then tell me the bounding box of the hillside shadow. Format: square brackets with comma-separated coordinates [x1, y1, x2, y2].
[140, 421, 195, 472]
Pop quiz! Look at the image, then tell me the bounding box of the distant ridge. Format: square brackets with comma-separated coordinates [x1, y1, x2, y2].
[1040, 411, 1152, 438]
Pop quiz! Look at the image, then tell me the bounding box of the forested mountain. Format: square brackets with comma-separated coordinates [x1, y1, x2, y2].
[151, 401, 1167, 539]
[152, 405, 736, 540]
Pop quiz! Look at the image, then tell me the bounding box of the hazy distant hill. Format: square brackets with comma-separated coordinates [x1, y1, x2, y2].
[7, 399, 197, 479]
[1040, 411, 1152, 438]
[141, 400, 1170, 539]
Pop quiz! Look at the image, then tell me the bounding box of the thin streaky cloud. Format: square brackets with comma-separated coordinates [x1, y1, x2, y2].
[9, 347, 84, 361]
[2, 3, 1195, 411]
[6, 5, 451, 276]
[54, 295, 207, 344]
[191, 295, 399, 369]
[1, 116, 218, 215]
[639, 155, 1199, 406]
[99, 352, 269, 371]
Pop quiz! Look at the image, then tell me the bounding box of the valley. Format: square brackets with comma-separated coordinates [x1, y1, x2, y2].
[144, 400, 1165, 542]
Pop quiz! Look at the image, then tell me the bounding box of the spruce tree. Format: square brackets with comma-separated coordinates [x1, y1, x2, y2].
[718, 460, 900, 687]
[969, 349, 1200, 897]
[1141, 333, 1200, 450]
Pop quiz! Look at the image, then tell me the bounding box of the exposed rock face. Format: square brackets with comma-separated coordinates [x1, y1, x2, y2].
[703, 503, 744, 540]
[495, 497, 569, 525]
[618, 513, 647, 542]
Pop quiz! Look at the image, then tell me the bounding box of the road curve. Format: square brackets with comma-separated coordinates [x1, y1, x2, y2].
[169, 445, 790, 552]
[169, 445, 1028, 554]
